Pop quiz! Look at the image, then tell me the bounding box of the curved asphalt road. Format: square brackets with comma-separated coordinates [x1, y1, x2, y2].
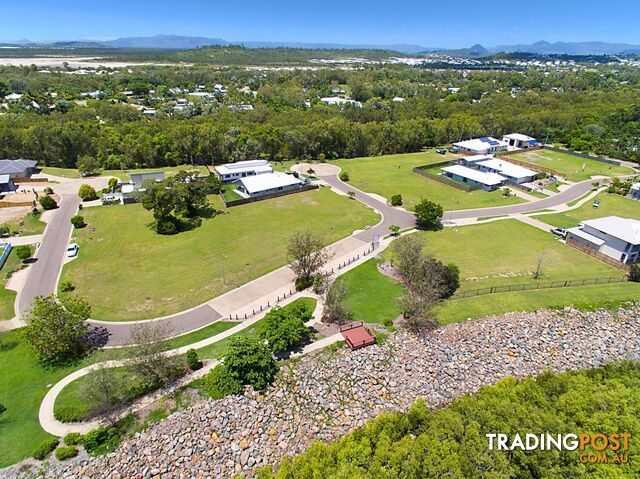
[15, 173, 607, 344]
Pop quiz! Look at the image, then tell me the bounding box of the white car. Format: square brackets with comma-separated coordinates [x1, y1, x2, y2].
[66, 243, 79, 257]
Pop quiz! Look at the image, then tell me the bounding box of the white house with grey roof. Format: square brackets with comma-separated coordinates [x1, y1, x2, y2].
[234, 172, 305, 198]
[215, 160, 272, 182]
[453, 137, 508, 155]
[502, 133, 538, 150]
[566, 216, 640, 264]
[0, 159, 38, 179]
[475, 158, 539, 184]
[440, 164, 507, 191]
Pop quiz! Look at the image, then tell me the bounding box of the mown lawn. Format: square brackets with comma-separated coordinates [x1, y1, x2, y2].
[0, 319, 237, 467]
[3, 212, 46, 236]
[54, 298, 316, 422]
[332, 151, 524, 211]
[60, 189, 376, 321]
[508, 149, 632, 181]
[336, 259, 405, 324]
[0, 248, 26, 320]
[42, 165, 210, 181]
[534, 192, 640, 229]
[436, 282, 640, 324]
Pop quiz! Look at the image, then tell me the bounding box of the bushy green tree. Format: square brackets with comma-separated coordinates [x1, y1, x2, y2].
[78, 184, 98, 201]
[203, 364, 243, 399]
[23, 295, 92, 365]
[223, 336, 278, 391]
[390, 194, 403, 206]
[70, 215, 86, 228]
[259, 304, 312, 355]
[39, 195, 57, 210]
[14, 244, 32, 262]
[414, 198, 443, 230]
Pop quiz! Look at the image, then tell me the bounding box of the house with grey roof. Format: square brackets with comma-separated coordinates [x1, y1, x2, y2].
[566, 216, 640, 264]
[0, 159, 38, 179]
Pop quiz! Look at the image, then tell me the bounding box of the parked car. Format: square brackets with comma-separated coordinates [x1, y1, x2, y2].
[66, 243, 79, 257]
[550, 227, 568, 239]
[436, 148, 447, 155]
[449, 146, 460, 153]
[593, 199, 600, 208]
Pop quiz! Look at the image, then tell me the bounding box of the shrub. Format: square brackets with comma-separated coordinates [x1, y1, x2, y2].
[63, 432, 84, 446]
[43, 186, 54, 195]
[347, 191, 356, 199]
[338, 171, 349, 182]
[78, 184, 98, 201]
[388, 225, 400, 236]
[390, 194, 403, 206]
[39, 195, 58, 210]
[203, 364, 243, 399]
[54, 445, 78, 461]
[60, 280, 76, 293]
[224, 336, 278, 391]
[413, 198, 443, 230]
[295, 276, 313, 291]
[54, 405, 88, 423]
[14, 244, 32, 262]
[0, 224, 8, 236]
[186, 348, 203, 370]
[70, 215, 86, 228]
[629, 263, 640, 283]
[81, 426, 121, 455]
[259, 303, 312, 355]
[312, 274, 325, 294]
[32, 437, 59, 460]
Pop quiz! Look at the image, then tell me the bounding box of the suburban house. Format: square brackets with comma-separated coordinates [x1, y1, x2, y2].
[130, 171, 165, 188]
[452, 137, 509, 155]
[631, 182, 640, 200]
[475, 158, 539, 184]
[0, 159, 38, 179]
[215, 160, 272, 182]
[320, 97, 362, 108]
[502, 133, 538, 150]
[565, 216, 640, 264]
[0, 175, 17, 193]
[235, 172, 305, 198]
[440, 164, 506, 191]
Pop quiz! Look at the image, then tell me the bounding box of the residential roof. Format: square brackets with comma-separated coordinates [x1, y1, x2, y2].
[476, 158, 539, 179]
[441, 165, 506, 186]
[631, 182, 640, 191]
[461, 154, 493, 164]
[566, 226, 606, 246]
[0, 174, 11, 184]
[503, 133, 537, 142]
[452, 137, 508, 152]
[215, 160, 272, 176]
[237, 172, 303, 194]
[580, 216, 640, 245]
[130, 171, 165, 185]
[0, 159, 37, 175]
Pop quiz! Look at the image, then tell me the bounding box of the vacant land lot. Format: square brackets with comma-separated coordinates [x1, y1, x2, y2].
[3, 212, 46, 236]
[509, 149, 632, 181]
[336, 259, 405, 325]
[42, 165, 210, 181]
[60, 189, 376, 320]
[535, 192, 640, 229]
[332, 151, 524, 210]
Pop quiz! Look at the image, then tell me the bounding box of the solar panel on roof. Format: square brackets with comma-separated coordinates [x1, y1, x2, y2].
[479, 137, 490, 142]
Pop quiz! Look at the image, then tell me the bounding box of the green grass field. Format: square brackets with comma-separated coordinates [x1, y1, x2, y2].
[0, 248, 25, 320]
[534, 192, 640, 229]
[60, 189, 376, 321]
[53, 298, 316, 423]
[3, 212, 46, 237]
[508, 150, 632, 181]
[42, 165, 210, 181]
[402, 220, 621, 292]
[336, 259, 405, 324]
[332, 151, 525, 211]
[436, 282, 640, 324]
[0, 318, 238, 466]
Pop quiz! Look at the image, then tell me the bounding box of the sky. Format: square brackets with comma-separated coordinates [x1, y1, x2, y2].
[3, 0, 640, 48]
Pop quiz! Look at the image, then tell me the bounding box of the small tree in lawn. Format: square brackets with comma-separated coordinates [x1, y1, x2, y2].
[389, 225, 401, 236]
[390, 194, 403, 206]
[223, 336, 278, 391]
[287, 230, 331, 290]
[39, 195, 57, 210]
[414, 198, 443, 230]
[0, 224, 9, 237]
[78, 184, 98, 201]
[339, 171, 349, 182]
[81, 365, 122, 421]
[77, 155, 101, 176]
[347, 191, 356, 200]
[14, 245, 32, 263]
[186, 348, 202, 370]
[70, 215, 86, 228]
[534, 251, 547, 280]
[23, 295, 93, 365]
[322, 281, 353, 324]
[126, 323, 182, 389]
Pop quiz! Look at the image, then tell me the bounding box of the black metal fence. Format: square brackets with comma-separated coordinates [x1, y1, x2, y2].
[453, 276, 628, 299]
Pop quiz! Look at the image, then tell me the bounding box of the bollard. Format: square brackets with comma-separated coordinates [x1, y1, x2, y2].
[244, 313, 247, 319]
[235, 314, 238, 320]
[260, 305, 263, 311]
[253, 309, 255, 315]
[268, 301, 270, 307]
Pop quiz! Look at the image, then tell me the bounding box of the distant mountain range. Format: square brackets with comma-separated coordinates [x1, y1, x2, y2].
[2, 35, 640, 56]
